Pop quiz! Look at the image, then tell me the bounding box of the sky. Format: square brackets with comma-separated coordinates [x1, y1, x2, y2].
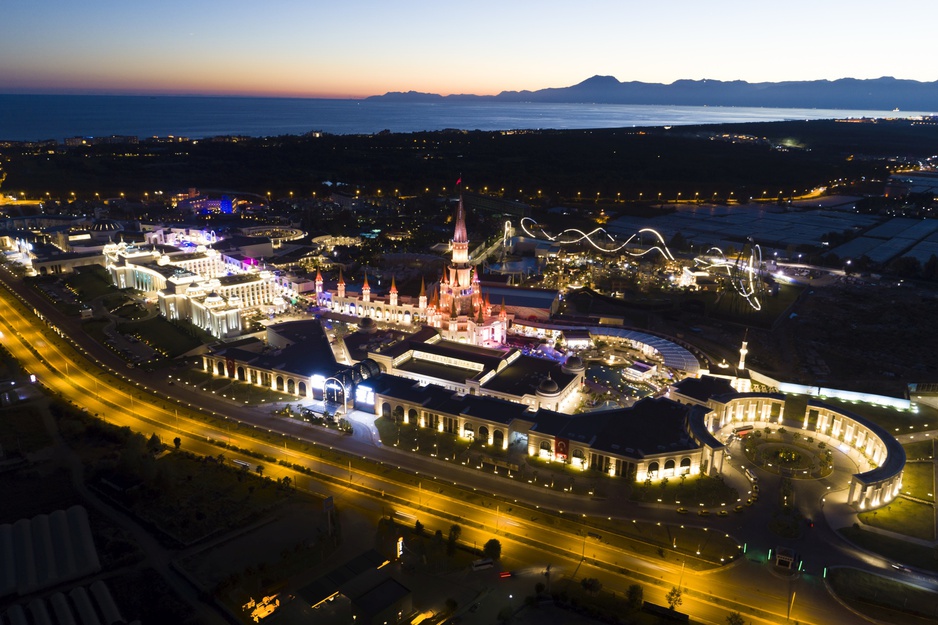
[2, 0, 935, 98]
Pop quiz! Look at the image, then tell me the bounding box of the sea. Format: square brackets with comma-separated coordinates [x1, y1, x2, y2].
[0, 94, 929, 142]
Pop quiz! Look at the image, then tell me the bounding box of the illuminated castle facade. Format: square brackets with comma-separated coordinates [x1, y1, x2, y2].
[316, 197, 510, 345]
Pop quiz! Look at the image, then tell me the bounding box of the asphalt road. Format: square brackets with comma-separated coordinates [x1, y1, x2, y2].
[0, 267, 931, 625]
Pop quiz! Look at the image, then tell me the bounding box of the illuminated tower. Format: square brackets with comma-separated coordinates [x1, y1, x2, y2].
[315, 269, 323, 300]
[389, 275, 398, 307]
[738, 331, 749, 370]
[418, 277, 427, 312]
[439, 196, 482, 316]
[337, 269, 346, 299]
[362, 273, 371, 303]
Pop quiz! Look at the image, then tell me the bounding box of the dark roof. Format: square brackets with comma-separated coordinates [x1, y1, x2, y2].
[530, 398, 699, 459]
[481, 285, 559, 310]
[377, 326, 441, 359]
[215, 319, 343, 378]
[592, 397, 699, 458]
[297, 549, 392, 607]
[482, 354, 576, 397]
[351, 577, 411, 618]
[672, 376, 736, 403]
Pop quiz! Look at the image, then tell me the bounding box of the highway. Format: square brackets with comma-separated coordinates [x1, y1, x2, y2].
[0, 270, 924, 624]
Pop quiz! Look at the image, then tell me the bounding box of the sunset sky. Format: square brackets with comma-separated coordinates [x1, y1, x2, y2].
[2, 0, 934, 98]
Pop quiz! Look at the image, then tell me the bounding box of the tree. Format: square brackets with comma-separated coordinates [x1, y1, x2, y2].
[414, 520, 424, 535]
[255, 464, 264, 477]
[447, 524, 462, 556]
[146, 433, 162, 453]
[666, 586, 683, 610]
[726, 612, 747, 625]
[483, 538, 502, 561]
[172, 436, 181, 450]
[627, 583, 643, 609]
[580, 577, 602, 595]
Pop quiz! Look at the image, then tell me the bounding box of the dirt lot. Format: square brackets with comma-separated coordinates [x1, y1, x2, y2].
[751, 280, 938, 396]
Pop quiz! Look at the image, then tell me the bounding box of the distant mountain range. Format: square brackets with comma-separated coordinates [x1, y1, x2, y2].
[368, 75, 938, 111]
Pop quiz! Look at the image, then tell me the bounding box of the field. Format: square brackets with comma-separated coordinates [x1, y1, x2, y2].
[839, 526, 938, 573]
[829, 567, 938, 625]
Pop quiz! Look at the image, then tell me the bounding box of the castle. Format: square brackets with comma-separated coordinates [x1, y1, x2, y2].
[316, 196, 510, 346]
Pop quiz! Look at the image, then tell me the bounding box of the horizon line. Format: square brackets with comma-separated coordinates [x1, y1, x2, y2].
[1, 74, 935, 101]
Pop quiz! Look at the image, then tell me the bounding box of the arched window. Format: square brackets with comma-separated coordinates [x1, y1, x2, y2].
[648, 462, 659, 476]
[381, 403, 391, 419]
[408, 408, 418, 422]
[540, 441, 552, 452]
[276, 376, 284, 391]
[680, 457, 691, 473]
[665, 459, 675, 472]
[298, 382, 307, 396]
[573, 449, 585, 460]
[217, 361, 225, 376]
[287, 379, 295, 394]
[478, 426, 490, 442]
[463, 423, 474, 437]
[493, 430, 505, 448]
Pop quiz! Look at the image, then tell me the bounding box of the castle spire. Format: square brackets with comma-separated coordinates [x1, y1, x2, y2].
[419, 276, 426, 297]
[389, 275, 397, 293]
[453, 195, 467, 244]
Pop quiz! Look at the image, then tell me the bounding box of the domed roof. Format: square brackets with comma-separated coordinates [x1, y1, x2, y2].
[537, 375, 559, 395]
[562, 355, 585, 373]
[358, 317, 377, 333]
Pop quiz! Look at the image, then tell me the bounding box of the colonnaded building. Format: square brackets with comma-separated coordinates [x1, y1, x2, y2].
[202, 318, 728, 485]
[670, 376, 905, 510]
[200, 317, 906, 508]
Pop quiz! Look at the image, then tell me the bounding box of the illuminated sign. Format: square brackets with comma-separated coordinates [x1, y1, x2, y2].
[311, 374, 326, 391]
[356, 385, 374, 404]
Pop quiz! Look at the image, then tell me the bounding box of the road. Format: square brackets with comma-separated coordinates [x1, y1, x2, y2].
[0, 269, 928, 624]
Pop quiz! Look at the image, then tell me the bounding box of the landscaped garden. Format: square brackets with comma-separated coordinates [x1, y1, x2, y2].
[741, 428, 833, 478]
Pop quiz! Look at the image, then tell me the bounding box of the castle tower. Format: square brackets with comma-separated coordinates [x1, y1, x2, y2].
[418, 277, 427, 311]
[337, 269, 346, 299]
[315, 269, 323, 301]
[389, 275, 398, 307]
[440, 196, 475, 316]
[362, 273, 371, 303]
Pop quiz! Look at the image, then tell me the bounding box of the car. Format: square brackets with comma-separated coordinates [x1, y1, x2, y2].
[745, 498, 754, 506]
[676, 507, 688, 514]
[718, 510, 729, 517]
[805, 518, 814, 528]
[469, 604, 480, 613]
[734, 505, 744, 513]
[891, 563, 911, 573]
[697, 509, 710, 516]
[752, 484, 760, 493]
